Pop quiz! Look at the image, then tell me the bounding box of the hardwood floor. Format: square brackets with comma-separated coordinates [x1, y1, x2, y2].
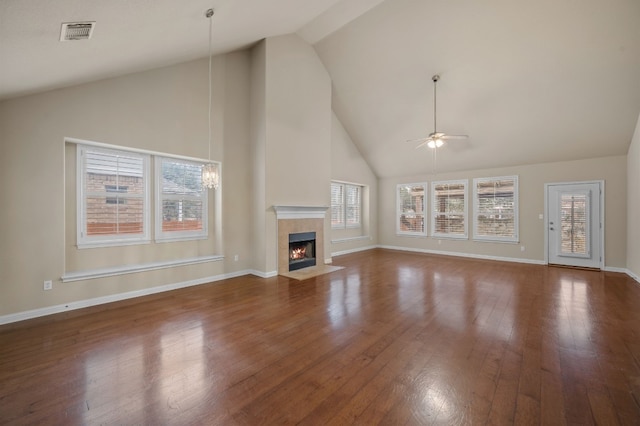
[1, 249, 640, 425]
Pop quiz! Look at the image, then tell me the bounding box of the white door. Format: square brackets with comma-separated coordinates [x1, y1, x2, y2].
[547, 182, 602, 269]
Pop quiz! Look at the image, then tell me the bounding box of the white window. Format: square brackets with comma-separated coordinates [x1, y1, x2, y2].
[77, 145, 150, 248]
[331, 182, 362, 229]
[431, 180, 468, 239]
[397, 183, 427, 236]
[155, 157, 208, 241]
[473, 176, 518, 242]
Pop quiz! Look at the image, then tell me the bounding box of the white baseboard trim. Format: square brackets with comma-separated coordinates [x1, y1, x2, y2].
[377, 245, 547, 265]
[603, 267, 640, 284]
[0, 269, 249, 326]
[248, 269, 278, 279]
[603, 266, 627, 274]
[61, 255, 224, 282]
[332, 245, 378, 258]
[624, 269, 640, 283]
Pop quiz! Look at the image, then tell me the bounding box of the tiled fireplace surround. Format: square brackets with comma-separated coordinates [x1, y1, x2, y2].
[273, 206, 328, 274]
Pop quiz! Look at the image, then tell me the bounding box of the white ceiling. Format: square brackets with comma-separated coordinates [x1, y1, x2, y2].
[2, 0, 640, 178]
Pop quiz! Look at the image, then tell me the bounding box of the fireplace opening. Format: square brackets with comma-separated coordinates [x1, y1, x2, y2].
[289, 231, 316, 271]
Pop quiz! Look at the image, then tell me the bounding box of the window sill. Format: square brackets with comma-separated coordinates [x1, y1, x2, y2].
[62, 255, 224, 282]
[331, 236, 370, 244]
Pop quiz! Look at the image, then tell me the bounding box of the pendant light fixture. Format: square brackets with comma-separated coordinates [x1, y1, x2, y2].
[201, 8, 219, 190]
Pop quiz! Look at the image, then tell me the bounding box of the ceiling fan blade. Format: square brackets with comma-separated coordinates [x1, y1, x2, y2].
[441, 134, 468, 140]
[415, 140, 429, 149]
[406, 137, 431, 144]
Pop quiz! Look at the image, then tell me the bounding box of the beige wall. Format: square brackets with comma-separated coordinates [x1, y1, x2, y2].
[250, 40, 268, 273]
[627, 113, 640, 280]
[0, 54, 254, 317]
[260, 34, 333, 271]
[330, 111, 378, 254]
[379, 156, 627, 268]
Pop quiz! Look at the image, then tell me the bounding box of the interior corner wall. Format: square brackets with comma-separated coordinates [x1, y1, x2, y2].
[627, 113, 640, 281]
[258, 34, 332, 273]
[330, 111, 378, 254]
[250, 40, 268, 273]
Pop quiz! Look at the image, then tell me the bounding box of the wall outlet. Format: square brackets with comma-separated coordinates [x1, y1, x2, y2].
[520, 246, 526, 252]
[234, 254, 239, 261]
[43, 280, 53, 291]
[539, 213, 544, 220]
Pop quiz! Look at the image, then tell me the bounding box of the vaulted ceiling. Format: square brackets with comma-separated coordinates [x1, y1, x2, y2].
[2, 0, 639, 178]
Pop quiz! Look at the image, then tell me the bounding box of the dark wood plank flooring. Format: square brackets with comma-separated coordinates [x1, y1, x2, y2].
[1, 249, 640, 424]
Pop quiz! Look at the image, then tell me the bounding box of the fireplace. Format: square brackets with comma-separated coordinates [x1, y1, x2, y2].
[288, 231, 316, 271]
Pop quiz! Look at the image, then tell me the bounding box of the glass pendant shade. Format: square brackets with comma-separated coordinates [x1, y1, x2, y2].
[202, 162, 219, 189]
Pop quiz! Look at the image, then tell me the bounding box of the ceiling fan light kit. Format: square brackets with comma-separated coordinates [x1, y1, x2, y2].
[409, 74, 468, 150]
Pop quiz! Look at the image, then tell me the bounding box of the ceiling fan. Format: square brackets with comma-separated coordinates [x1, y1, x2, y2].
[408, 74, 468, 149]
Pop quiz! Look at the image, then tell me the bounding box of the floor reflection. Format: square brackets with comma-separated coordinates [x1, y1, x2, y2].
[558, 276, 593, 349]
[327, 274, 362, 328]
[83, 340, 144, 422]
[159, 323, 206, 417]
[397, 266, 426, 317]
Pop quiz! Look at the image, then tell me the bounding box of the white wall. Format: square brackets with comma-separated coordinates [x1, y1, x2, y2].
[627, 113, 640, 281]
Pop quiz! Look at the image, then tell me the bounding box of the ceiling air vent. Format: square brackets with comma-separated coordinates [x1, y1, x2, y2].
[60, 22, 95, 41]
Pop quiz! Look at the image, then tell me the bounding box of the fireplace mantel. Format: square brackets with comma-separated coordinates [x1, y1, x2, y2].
[273, 205, 328, 220]
[274, 206, 328, 274]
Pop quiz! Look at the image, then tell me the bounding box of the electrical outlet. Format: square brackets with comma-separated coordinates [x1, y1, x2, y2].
[43, 280, 53, 291]
[520, 246, 525, 252]
[234, 254, 239, 261]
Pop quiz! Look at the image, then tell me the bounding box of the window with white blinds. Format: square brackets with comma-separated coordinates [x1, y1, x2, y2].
[560, 193, 588, 256]
[431, 180, 467, 239]
[397, 183, 427, 236]
[77, 145, 150, 247]
[473, 176, 518, 242]
[155, 157, 208, 241]
[331, 182, 362, 229]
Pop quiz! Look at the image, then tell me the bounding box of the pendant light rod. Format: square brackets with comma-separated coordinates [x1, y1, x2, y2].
[432, 74, 439, 134]
[201, 7, 219, 190]
[207, 8, 214, 162]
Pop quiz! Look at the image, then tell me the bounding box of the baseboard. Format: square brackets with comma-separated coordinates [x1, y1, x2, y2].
[248, 269, 278, 279]
[602, 266, 627, 274]
[624, 268, 640, 283]
[376, 245, 547, 265]
[332, 245, 378, 258]
[0, 269, 251, 326]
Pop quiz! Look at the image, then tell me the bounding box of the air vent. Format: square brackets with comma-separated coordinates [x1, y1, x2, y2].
[60, 22, 95, 41]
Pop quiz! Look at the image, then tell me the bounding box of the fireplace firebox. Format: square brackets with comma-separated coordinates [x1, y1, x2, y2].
[288, 231, 316, 271]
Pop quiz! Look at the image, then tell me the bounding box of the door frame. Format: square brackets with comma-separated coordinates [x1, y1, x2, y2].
[544, 180, 605, 269]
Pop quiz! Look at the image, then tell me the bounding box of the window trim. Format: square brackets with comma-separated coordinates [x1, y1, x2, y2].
[76, 144, 151, 249]
[396, 182, 428, 237]
[431, 179, 468, 239]
[155, 156, 209, 242]
[331, 181, 363, 230]
[472, 175, 519, 243]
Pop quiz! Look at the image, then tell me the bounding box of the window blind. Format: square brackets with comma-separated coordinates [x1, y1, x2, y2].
[560, 193, 588, 255]
[331, 182, 345, 228]
[473, 176, 518, 242]
[156, 158, 207, 240]
[397, 183, 426, 235]
[432, 180, 467, 238]
[79, 146, 149, 246]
